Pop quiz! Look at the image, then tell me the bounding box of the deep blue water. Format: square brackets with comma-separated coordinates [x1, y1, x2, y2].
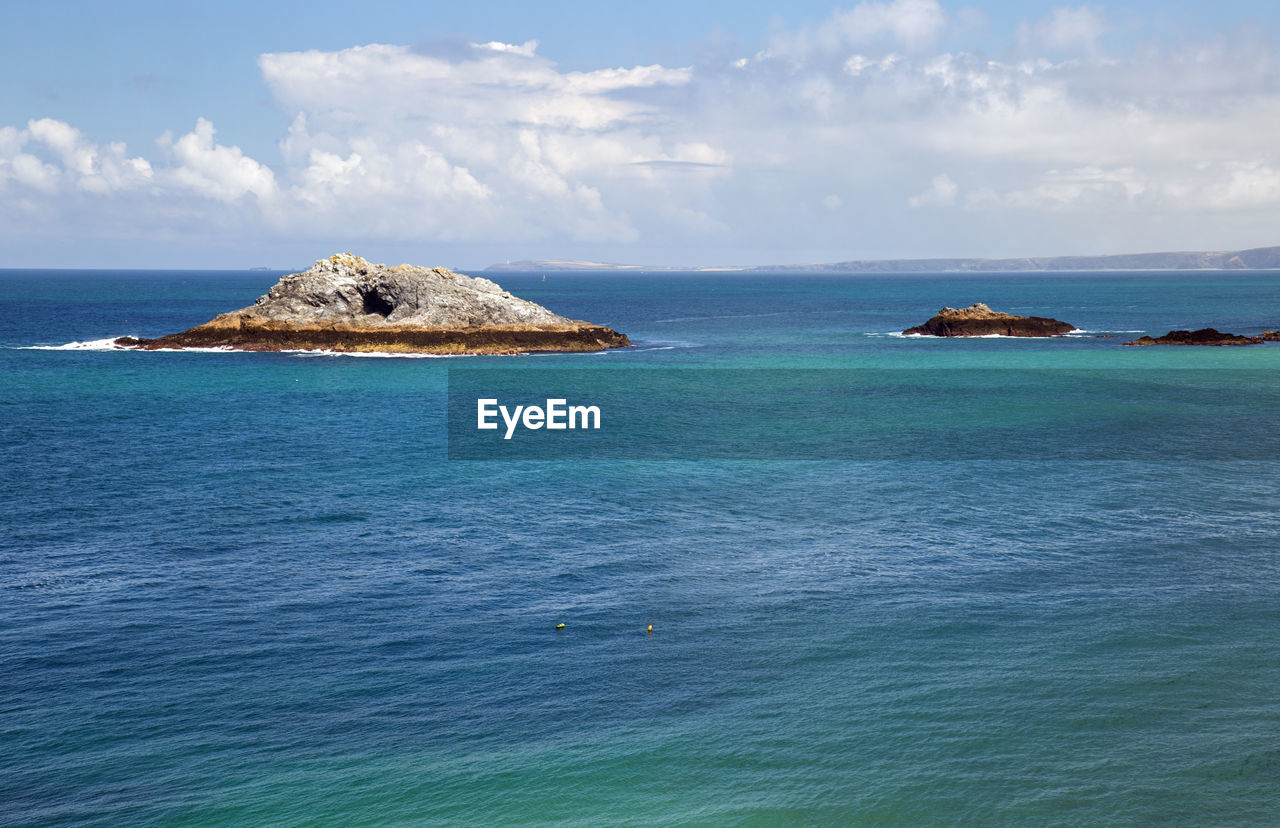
[3, 269, 1280, 824]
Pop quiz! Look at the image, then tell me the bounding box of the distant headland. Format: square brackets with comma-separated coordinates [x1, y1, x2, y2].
[485, 245, 1280, 273]
[116, 254, 630, 355]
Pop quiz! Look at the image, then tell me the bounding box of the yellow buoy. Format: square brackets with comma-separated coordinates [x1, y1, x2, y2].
[555, 623, 565, 630]
[647, 624, 653, 634]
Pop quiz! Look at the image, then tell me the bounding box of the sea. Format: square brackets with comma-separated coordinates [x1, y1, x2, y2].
[2, 269, 1279, 825]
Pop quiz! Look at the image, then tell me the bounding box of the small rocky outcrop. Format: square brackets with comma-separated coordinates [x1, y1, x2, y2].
[115, 254, 630, 355]
[1261, 331, 1280, 341]
[903, 303, 1076, 337]
[1123, 328, 1263, 346]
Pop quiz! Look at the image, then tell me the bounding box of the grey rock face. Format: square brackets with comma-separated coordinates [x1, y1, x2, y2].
[243, 253, 576, 328]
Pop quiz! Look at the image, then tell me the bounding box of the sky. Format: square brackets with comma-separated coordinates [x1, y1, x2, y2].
[3, 0, 1280, 268]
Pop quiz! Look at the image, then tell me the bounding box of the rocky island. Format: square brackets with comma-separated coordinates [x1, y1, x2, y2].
[115, 254, 630, 355]
[1123, 328, 1264, 346]
[903, 303, 1076, 337]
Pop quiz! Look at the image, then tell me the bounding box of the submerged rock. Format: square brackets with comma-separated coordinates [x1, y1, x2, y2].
[1123, 328, 1263, 346]
[903, 303, 1076, 337]
[115, 253, 630, 355]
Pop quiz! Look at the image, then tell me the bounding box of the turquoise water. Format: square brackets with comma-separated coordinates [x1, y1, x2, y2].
[3, 270, 1280, 824]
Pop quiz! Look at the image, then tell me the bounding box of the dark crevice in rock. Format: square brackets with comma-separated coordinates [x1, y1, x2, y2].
[360, 289, 395, 317]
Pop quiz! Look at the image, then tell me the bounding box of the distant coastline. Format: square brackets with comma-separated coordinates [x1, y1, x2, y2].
[485, 245, 1280, 273]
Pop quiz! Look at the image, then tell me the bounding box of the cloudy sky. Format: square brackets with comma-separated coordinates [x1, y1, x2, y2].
[4, 0, 1280, 268]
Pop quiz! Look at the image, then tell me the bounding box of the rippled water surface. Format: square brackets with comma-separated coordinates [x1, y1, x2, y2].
[2, 269, 1280, 824]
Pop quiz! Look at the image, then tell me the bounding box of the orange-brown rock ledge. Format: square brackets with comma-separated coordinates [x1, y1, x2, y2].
[115, 322, 630, 355]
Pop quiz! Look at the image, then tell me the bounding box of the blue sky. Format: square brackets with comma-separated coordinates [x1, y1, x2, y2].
[3, 0, 1280, 267]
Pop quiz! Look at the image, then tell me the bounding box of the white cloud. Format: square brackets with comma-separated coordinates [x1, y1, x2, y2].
[258, 39, 706, 241]
[993, 166, 1143, 208]
[843, 54, 903, 76]
[0, 118, 153, 196]
[28, 118, 96, 176]
[0, 125, 23, 157]
[829, 0, 948, 50]
[9, 152, 60, 193]
[160, 118, 276, 202]
[258, 42, 690, 132]
[1203, 162, 1280, 210]
[1016, 6, 1107, 54]
[909, 173, 958, 207]
[770, 0, 948, 57]
[969, 163, 1280, 214]
[5, 3, 1280, 261]
[474, 39, 539, 57]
